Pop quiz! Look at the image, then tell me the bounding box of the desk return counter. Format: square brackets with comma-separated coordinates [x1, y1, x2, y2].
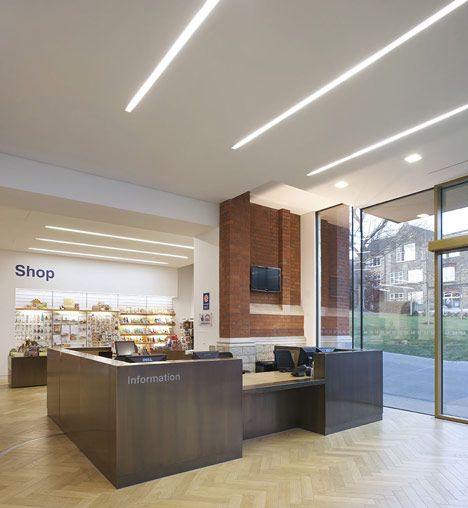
[47, 348, 382, 488]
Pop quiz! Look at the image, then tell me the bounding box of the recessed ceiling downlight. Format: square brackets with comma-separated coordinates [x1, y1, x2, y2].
[307, 103, 468, 176]
[231, 0, 468, 150]
[334, 181, 349, 189]
[45, 226, 194, 250]
[404, 153, 422, 163]
[29, 248, 169, 265]
[125, 0, 220, 112]
[35, 238, 189, 259]
[417, 213, 430, 218]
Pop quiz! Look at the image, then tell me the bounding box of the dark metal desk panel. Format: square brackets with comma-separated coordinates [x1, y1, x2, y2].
[47, 348, 243, 488]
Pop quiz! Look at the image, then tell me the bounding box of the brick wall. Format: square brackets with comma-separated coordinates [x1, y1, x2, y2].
[220, 194, 303, 339]
[320, 217, 351, 337]
[250, 314, 304, 337]
[219, 192, 251, 338]
[250, 204, 280, 304]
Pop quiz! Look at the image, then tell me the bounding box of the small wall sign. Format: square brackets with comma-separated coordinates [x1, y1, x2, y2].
[203, 292, 210, 310]
[199, 313, 212, 326]
[15, 264, 55, 282]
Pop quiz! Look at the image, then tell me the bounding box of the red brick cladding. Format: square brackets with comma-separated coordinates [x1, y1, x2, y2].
[219, 192, 251, 338]
[319, 217, 351, 337]
[220, 194, 303, 338]
[250, 204, 280, 304]
[250, 205, 301, 306]
[250, 314, 304, 337]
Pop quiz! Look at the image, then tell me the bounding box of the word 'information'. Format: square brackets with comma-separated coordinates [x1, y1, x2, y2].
[128, 373, 181, 385]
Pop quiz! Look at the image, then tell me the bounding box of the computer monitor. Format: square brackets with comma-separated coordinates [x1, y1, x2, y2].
[192, 351, 219, 360]
[114, 340, 136, 356]
[124, 354, 167, 363]
[297, 347, 318, 367]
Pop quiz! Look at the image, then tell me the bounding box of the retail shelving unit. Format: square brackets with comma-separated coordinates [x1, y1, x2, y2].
[118, 311, 176, 350]
[13, 289, 176, 350]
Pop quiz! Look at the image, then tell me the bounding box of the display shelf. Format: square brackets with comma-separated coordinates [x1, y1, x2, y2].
[120, 333, 170, 337]
[119, 313, 175, 317]
[15, 289, 175, 348]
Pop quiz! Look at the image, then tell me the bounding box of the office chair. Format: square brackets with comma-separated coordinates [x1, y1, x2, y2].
[274, 349, 295, 372]
[219, 351, 233, 358]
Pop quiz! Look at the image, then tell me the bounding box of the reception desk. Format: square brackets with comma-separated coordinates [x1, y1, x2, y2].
[47, 347, 382, 488]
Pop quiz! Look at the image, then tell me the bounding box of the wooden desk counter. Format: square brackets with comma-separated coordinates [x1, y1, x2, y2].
[47, 347, 243, 488]
[242, 350, 382, 439]
[242, 371, 325, 393]
[48, 347, 382, 488]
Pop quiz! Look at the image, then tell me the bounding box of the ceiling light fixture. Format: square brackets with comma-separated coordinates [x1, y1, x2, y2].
[45, 226, 194, 249]
[307, 103, 468, 176]
[29, 248, 168, 265]
[231, 0, 467, 150]
[125, 0, 220, 112]
[417, 213, 430, 218]
[404, 153, 422, 163]
[35, 238, 189, 259]
[334, 181, 349, 189]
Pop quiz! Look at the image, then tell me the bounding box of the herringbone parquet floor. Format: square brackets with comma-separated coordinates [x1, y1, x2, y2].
[1, 378, 468, 507]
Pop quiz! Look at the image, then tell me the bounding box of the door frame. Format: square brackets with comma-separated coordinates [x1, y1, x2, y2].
[429, 175, 468, 423]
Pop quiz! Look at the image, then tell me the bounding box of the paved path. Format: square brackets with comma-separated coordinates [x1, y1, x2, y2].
[383, 352, 468, 417]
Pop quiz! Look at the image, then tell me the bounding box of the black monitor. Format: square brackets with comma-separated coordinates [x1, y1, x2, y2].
[192, 351, 219, 360]
[115, 340, 136, 356]
[123, 354, 167, 363]
[297, 347, 318, 367]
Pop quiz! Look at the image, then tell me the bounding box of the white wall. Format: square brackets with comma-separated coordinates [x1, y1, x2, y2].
[0, 153, 218, 228]
[0, 249, 178, 375]
[193, 228, 219, 350]
[173, 264, 194, 331]
[301, 212, 316, 345]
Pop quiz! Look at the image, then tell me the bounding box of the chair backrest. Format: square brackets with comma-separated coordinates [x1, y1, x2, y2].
[274, 349, 295, 371]
[219, 351, 233, 358]
[192, 351, 219, 360]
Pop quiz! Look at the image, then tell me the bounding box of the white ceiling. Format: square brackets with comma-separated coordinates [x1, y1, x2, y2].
[0, 192, 195, 268]
[1, 0, 468, 209]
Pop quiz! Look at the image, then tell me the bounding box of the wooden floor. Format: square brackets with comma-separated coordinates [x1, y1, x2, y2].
[1, 379, 468, 508]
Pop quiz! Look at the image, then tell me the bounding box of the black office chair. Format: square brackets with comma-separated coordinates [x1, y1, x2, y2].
[219, 351, 233, 358]
[274, 349, 295, 372]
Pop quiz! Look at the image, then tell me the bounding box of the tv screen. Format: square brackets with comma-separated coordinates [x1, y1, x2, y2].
[251, 266, 281, 292]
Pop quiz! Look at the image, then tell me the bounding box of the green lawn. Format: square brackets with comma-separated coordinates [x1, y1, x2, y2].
[362, 312, 468, 361]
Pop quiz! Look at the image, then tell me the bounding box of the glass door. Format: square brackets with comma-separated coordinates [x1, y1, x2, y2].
[441, 249, 468, 418]
[430, 178, 468, 422]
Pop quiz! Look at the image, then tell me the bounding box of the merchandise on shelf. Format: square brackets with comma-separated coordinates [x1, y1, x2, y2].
[52, 310, 87, 347]
[87, 311, 119, 346]
[14, 295, 176, 349]
[179, 318, 194, 350]
[9, 338, 47, 358]
[14, 310, 53, 348]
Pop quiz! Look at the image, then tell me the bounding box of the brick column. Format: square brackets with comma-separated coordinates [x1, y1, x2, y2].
[278, 209, 291, 306]
[219, 192, 251, 338]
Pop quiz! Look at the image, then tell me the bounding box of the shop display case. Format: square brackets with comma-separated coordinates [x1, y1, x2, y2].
[52, 310, 87, 347]
[87, 311, 120, 346]
[119, 310, 176, 351]
[13, 290, 177, 350]
[15, 309, 53, 348]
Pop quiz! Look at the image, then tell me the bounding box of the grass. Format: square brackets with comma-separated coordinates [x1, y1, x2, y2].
[362, 312, 468, 361]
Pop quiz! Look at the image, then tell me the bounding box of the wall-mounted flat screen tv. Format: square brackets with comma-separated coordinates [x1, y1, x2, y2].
[250, 266, 281, 292]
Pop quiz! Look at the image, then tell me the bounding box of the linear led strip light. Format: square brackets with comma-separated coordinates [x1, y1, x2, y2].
[125, 0, 220, 112]
[307, 103, 468, 176]
[231, 0, 468, 150]
[35, 238, 189, 259]
[45, 226, 194, 250]
[29, 248, 168, 265]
